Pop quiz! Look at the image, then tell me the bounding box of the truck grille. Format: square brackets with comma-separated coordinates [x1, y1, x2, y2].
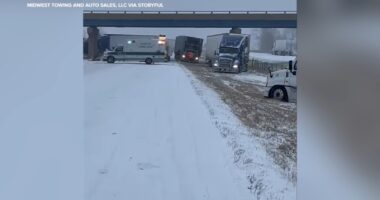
[219, 58, 232, 68]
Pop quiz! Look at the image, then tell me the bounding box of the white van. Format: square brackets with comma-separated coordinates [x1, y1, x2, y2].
[102, 35, 166, 64]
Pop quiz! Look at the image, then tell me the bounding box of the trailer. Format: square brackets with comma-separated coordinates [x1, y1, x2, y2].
[206, 33, 250, 73]
[205, 34, 224, 65]
[174, 36, 203, 62]
[102, 34, 167, 64]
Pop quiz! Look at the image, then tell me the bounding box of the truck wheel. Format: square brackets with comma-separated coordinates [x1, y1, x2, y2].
[270, 86, 288, 102]
[107, 56, 115, 63]
[145, 58, 153, 64]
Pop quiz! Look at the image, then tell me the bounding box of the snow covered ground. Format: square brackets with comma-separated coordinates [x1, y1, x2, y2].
[229, 73, 267, 86]
[84, 61, 295, 200]
[250, 52, 296, 63]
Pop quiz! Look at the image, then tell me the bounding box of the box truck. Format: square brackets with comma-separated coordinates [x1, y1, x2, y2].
[174, 36, 203, 62]
[102, 34, 167, 64]
[206, 33, 250, 73]
[264, 60, 297, 102]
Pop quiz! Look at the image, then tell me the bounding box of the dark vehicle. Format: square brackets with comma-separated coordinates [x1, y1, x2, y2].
[206, 33, 250, 73]
[174, 36, 203, 63]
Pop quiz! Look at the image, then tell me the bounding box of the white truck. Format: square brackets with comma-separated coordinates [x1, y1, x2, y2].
[264, 60, 297, 102]
[102, 34, 167, 64]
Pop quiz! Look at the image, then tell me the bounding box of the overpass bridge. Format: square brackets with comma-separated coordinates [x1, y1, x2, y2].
[84, 10, 297, 28]
[84, 10, 297, 59]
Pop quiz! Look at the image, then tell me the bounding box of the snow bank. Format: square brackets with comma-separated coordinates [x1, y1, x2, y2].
[250, 52, 296, 63]
[182, 65, 296, 200]
[230, 73, 267, 86]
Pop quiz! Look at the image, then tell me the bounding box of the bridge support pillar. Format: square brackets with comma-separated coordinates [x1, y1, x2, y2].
[87, 26, 99, 60]
[230, 27, 242, 34]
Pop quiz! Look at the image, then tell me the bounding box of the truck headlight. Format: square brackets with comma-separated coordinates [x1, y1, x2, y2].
[182, 54, 185, 58]
[195, 57, 199, 60]
[213, 61, 218, 67]
[233, 60, 239, 69]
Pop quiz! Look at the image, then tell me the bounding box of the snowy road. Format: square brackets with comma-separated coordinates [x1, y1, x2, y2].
[84, 61, 252, 200]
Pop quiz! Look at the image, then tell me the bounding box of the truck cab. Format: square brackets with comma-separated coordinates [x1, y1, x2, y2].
[264, 60, 297, 102]
[180, 50, 200, 62]
[212, 34, 250, 73]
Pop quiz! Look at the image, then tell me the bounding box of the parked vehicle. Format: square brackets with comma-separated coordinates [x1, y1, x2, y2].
[102, 34, 166, 64]
[264, 60, 297, 102]
[206, 33, 250, 73]
[272, 39, 296, 56]
[174, 36, 203, 62]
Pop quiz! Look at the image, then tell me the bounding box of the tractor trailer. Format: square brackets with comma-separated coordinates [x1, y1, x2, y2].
[206, 33, 250, 73]
[264, 60, 297, 102]
[174, 36, 203, 62]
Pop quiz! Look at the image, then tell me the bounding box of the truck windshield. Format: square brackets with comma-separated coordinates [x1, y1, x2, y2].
[220, 36, 244, 48]
[219, 47, 239, 54]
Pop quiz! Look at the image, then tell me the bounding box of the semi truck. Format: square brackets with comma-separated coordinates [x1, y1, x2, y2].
[102, 34, 167, 64]
[206, 33, 250, 73]
[174, 36, 203, 62]
[264, 60, 297, 102]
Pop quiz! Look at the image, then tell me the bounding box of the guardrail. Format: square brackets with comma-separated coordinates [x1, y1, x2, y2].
[84, 10, 297, 14]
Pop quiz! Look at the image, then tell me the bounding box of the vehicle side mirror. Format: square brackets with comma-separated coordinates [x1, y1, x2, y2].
[288, 60, 293, 71]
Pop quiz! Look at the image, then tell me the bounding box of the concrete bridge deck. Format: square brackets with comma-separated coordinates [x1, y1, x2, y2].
[83, 10, 297, 28]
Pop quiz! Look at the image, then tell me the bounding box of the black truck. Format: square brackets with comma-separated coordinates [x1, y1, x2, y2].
[174, 36, 203, 63]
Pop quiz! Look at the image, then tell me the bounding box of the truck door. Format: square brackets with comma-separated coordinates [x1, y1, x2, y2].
[114, 46, 124, 59]
[288, 62, 297, 87]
